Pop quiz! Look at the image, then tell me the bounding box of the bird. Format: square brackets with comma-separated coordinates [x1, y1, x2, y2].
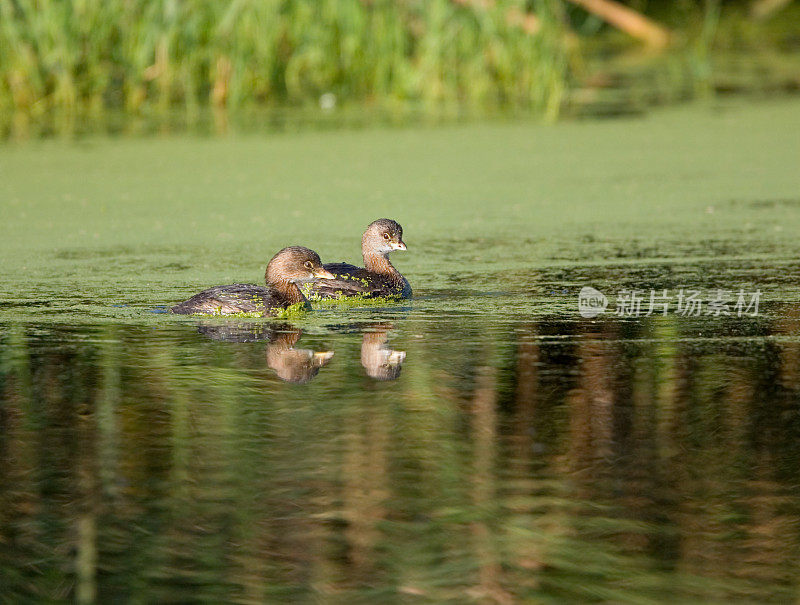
[303, 219, 411, 300]
[170, 246, 334, 316]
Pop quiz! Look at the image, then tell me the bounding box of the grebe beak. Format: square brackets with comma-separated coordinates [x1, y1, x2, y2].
[391, 240, 407, 251]
[314, 267, 336, 279]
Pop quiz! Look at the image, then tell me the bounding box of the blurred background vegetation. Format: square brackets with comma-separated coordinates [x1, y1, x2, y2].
[0, 0, 798, 136]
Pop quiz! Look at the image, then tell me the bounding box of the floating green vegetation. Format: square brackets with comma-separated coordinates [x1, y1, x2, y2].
[274, 301, 310, 320]
[311, 294, 406, 309]
[1, 99, 800, 324]
[179, 302, 308, 320]
[187, 311, 264, 319]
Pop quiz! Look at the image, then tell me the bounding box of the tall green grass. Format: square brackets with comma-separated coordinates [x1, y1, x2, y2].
[0, 0, 570, 121]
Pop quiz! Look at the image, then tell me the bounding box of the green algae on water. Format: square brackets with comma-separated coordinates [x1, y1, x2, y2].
[275, 302, 311, 320]
[1, 100, 800, 324]
[311, 294, 406, 309]
[179, 301, 308, 320]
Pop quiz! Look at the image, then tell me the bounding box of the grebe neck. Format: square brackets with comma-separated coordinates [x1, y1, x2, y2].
[364, 252, 401, 281]
[273, 279, 307, 305]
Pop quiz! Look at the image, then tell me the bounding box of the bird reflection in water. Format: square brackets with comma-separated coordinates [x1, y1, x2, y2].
[360, 324, 406, 381]
[195, 321, 407, 382]
[196, 323, 334, 384]
[265, 330, 334, 384]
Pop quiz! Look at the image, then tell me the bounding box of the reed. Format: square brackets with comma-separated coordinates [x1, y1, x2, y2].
[1, 0, 795, 130]
[0, 0, 570, 120]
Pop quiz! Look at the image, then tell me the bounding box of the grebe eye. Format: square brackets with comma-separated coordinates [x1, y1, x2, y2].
[304, 261, 313, 270]
[383, 233, 391, 240]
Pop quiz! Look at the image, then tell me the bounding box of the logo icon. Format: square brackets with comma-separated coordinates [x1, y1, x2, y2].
[578, 286, 608, 318]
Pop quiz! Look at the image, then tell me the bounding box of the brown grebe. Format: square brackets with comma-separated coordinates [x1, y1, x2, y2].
[305, 219, 411, 299]
[171, 246, 334, 316]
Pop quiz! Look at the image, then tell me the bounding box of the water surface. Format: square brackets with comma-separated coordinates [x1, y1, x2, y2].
[2, 100, 800, 602]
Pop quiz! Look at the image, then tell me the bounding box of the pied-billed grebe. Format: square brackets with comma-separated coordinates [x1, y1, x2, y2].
[303, 218, 411, 300]
[171, 246, 334, 316]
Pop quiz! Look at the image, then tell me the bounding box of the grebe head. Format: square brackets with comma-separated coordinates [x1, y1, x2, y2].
[266, 246, 335, 286]
[362, 219, 406, 256]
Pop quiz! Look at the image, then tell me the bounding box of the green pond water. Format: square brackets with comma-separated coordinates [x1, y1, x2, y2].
[2, 99, 800, 603]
